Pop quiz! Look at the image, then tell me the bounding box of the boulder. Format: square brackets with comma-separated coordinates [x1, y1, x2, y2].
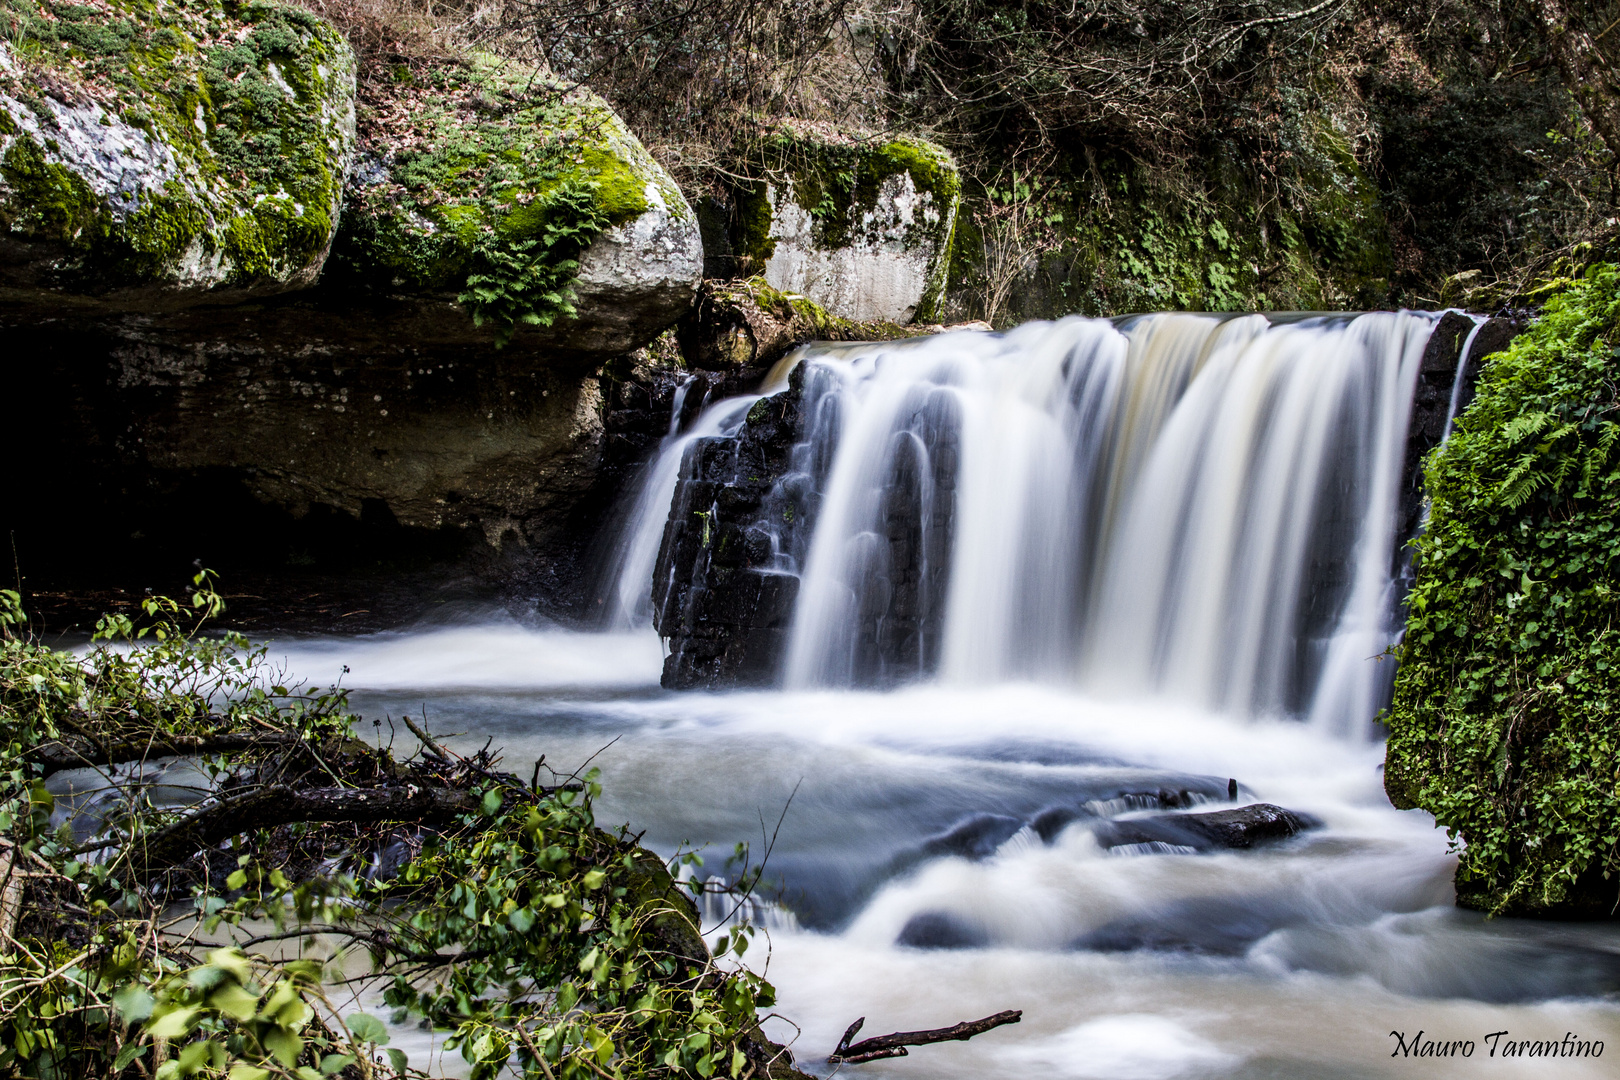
[330, 54, 701, 356]
[0, 0, 356, 309]
[702, 126, 960, 323]
[2, 33, 711, 585]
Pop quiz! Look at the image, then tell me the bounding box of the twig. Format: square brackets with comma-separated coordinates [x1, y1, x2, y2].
[403, 712, 451, 761]
[828, 1010, 1022, 1064]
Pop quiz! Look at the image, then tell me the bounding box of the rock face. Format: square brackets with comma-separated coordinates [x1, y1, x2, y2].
[0, 0, 356, 309]
[651, 366, 807, 686]
[700, 128, 960, 323]
[1, 15, 710, 586]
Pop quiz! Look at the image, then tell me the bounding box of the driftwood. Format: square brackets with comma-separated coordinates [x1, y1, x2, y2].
[828, 1010, 1022, 1063]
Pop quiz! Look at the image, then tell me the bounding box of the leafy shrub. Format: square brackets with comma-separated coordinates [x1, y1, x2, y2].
[0, 580, 788, 1079]
[1385, 263, 1620, 916]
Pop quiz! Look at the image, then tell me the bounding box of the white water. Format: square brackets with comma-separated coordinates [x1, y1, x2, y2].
[616, 312, 1433, 733]
[268, 625, 1620, 1079]
[601, 391, 763, 629]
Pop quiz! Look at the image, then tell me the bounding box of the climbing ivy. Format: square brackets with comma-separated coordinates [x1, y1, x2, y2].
[1385, 262, 1620, 916]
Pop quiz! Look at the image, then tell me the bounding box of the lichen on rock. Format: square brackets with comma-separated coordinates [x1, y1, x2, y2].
[330, 53, 701, 355]
[0, 0, 356, 308]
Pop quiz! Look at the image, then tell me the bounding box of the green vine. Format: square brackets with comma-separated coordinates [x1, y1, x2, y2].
[1385, 262, 1620, 916]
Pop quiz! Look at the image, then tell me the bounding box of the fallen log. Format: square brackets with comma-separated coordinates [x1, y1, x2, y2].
[125, 783, 482, 875]
[828, 1010, 1022, 1063]
[29, 732, 305, 776]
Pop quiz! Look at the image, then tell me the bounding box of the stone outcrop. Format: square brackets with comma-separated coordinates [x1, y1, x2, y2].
[0, 0, 356, 309]
[699, 126, 960, 323]
[651, 363, 808, 687]
[0, 4, 711, 586]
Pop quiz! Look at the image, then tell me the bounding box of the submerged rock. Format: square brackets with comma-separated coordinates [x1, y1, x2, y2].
[897, 911, 989, 950]
[1093, 803, 1320, 852]
[0, 0, 356, 308]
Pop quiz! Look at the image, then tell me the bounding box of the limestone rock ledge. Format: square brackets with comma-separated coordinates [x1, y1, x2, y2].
[700, 125, 960, 324]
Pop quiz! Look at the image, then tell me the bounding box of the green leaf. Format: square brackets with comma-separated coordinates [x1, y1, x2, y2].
[113, 1042, 149, 1070]
[113, 984, 156, 1024]
[145, 1006, 202, 1039]
[346, 1012, 391, 1045]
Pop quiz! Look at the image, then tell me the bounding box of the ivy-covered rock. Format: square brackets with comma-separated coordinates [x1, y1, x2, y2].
[332, 54, 701, 356]
[1385, 263, 1620, 919]
[703, 124, 960, 323]
[0, 0, 356, 309]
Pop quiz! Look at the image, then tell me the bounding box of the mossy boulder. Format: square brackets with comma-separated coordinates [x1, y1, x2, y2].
[703, 124, 960, 323]
[331, 54, 702, 356]
[0, 0, 356, 309]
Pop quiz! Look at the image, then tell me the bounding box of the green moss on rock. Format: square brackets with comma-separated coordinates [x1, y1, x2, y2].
[331, 56, 678, 311]
[0, 0, 356, 305]
[1385, 264, 1620, 918]
[730, 127, 959, 266]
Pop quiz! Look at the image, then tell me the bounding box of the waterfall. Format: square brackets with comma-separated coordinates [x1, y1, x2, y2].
[613, 310, 1439, 734]
[600, 389, 761, 629]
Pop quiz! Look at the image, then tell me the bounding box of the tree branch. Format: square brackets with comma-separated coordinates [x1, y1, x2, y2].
[29, 733, 303, 777]
[828, 1010, 1022, 1063]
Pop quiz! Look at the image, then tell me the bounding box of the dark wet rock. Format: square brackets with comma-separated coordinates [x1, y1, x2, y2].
[1398, 311, 1527, 548]
[897, 911, 988, 950]
[1032, 806, 1089, 842]
[1093, 803, 1320, 852]
[651, 363, 809, 687]
[1075, 895, 1308, 956]
[919, 813, 1027, 860]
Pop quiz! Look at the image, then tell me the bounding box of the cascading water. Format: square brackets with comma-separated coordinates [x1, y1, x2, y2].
[629, 311, 1434, 735]
[599, 389, 761, 629]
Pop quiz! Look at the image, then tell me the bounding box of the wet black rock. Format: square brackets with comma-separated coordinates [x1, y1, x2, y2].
[651, 366, 808, 687]
[1093, 803, 1320, 852]
[1075, 895, 1308, 955]
[897, 911, 989, 949]
[919, 813, 1027, 860]
[1398, 311, 1526, 548]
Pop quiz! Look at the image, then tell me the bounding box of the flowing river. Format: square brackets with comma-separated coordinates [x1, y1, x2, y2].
[272, 312, 1620, 1079]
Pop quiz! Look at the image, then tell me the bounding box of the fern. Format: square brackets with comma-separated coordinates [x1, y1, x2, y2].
[459, 181, 612, 347]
